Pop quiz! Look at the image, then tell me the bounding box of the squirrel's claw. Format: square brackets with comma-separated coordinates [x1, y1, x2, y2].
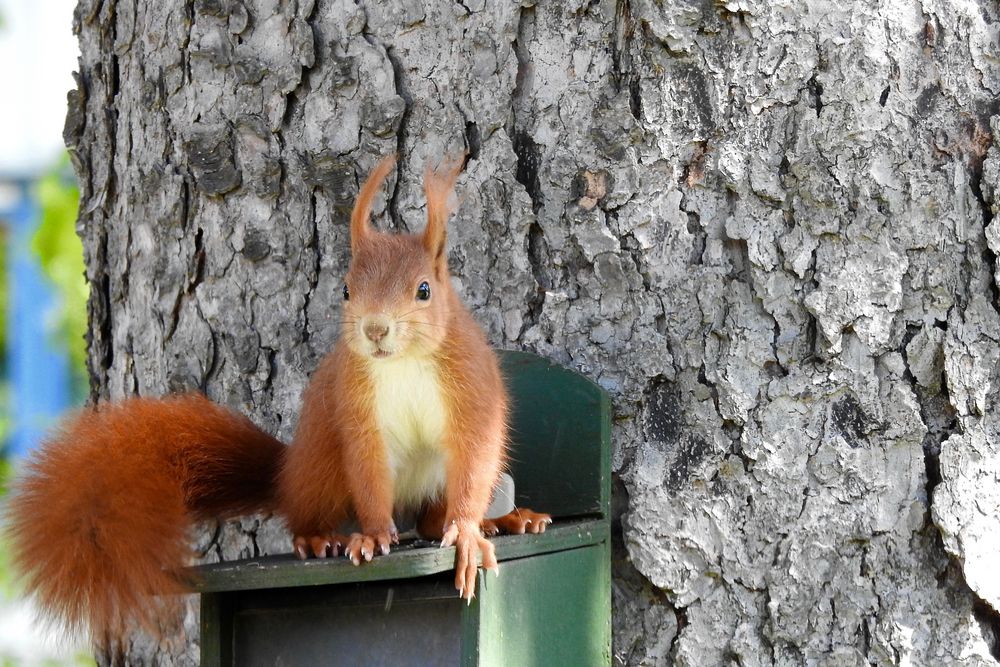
[345, 534, 373, 565]
[445, 521, 497, 602]
[293, 534, 347, 559]
[480, 519, 502, 537]
[345, 528, 395, 565]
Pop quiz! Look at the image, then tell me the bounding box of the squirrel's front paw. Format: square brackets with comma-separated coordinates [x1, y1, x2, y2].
[440, 520, 498, 603]
[345, 525, 399, 565]
[293, 534, 349, 559]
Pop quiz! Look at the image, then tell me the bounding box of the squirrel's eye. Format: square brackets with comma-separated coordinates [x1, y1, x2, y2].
[342, 284, 350, 301]
[416, 281, 431, 301]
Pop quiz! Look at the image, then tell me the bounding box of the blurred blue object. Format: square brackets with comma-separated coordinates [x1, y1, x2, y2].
[3, 178, 70, 456]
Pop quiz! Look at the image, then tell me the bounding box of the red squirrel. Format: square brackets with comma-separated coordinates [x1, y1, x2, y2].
[4, 155, 550, 647]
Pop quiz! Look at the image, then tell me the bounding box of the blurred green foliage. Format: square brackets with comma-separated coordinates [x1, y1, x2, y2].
[31, 161, 87, 399]
[0, 159, 94, 666]
[0, 457, 14, 599]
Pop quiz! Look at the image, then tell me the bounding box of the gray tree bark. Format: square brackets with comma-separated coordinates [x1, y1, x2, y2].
[68, 0, 1000, 664]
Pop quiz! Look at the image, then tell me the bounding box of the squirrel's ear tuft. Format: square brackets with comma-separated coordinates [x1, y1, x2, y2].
[350, 154, 397, 254]
[422, 154, 465, 273]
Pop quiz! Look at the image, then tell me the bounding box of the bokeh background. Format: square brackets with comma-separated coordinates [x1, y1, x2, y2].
[0, 0, 92, 663]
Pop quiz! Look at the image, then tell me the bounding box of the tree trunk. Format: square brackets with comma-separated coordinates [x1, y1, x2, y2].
[69, 0, 1000, 663]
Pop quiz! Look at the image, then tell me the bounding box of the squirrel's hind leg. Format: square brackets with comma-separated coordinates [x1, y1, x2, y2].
[416, 500, 551, 538]
[483, 508, 553, 536]
[415, 498, 448, 540]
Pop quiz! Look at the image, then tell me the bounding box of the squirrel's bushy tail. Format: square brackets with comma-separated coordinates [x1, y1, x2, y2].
[4, 394, 285, 645]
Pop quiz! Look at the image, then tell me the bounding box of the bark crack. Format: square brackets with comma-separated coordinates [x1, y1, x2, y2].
[302, 190, 320, 347]
[90, 232, 113, 402]
[510, 5, 542, 214]
[899, 324, 1000, 655]
[354, 2, 409, 229]
[382, 44, 411, 229]
[509, 4, 547, 339]
[967, 116, 999, 312]
[668, 604, 689, 663]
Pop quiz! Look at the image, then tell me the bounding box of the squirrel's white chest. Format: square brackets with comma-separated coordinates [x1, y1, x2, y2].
[368, 356, 449, 507]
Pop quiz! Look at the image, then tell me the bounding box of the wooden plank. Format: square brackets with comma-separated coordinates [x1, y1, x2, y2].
[200, 592, 233, 667]
[189, 519, 609, 593]
[460, 573, 483, 667]
[499, 351, 612, 520]
[227, 580, 463, 667]
[195, 351, 613, 665]
[474, 545, 611, 666]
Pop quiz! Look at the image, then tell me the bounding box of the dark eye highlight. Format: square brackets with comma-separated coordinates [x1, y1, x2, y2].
[416, 281, 431, 301]
[343, 284, 350, 301]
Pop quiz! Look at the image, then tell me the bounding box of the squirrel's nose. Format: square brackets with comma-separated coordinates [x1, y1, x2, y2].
[364, 319, 390, 343]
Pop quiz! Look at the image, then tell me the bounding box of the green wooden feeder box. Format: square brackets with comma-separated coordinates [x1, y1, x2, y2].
[192, 351, 612, 666]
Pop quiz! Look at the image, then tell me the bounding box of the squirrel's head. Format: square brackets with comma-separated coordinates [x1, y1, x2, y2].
[340, 155, 463, 361]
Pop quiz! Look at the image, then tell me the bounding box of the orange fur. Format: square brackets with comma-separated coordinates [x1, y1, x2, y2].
[422, 154, 465, 273]
[283, 156, 547, 598]
[350, 154, 397, 254]
[4, 394, 284, 646]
